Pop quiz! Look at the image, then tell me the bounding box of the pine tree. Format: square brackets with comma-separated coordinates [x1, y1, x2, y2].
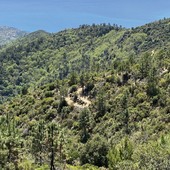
[146, 65, 158, 96]
[47, 121, 59, 170]
[139, 52, 151, 78]
[121, 91, 130, 134]
[79, 109, 90, 143]
[96, 92, 106, 120]
[0, 112, 21, 170]
[31, 120, 46, 165]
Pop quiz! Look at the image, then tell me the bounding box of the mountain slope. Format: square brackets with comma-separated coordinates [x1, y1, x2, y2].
[116, 18, 170, 53]
[0, 19, 170, 169]
[0, 19, 170, 102]
[0, 26, 27, 45]
[0, 24, 122, 101]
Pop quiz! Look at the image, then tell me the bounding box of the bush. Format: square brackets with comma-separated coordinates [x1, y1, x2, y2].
[107, 137, 133, 170]
[106, 75, 115, 83]
[44, 91, 53, 97]
[48, 83, 56, 91]
[82, 82, 94, 95]
[80, 134, 108, 167]
[69, 85, 78, 93]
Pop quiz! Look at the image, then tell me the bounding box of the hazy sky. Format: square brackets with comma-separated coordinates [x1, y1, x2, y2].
[0, 0, 170, 32]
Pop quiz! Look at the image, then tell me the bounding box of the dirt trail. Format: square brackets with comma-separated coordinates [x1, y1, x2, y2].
[77, 88, 91, 106]
[160, 67, 168, 75]
[65, 87, 91, 108]
[65, 96, 74, 105]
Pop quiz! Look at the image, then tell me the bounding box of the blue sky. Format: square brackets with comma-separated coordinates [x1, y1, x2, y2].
[0, 0, 170, 32]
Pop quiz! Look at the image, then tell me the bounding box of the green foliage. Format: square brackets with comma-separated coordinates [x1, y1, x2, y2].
[0, 113, 22, 170]
[146, 65, 159, 96]
[132, 134, 170, 169]
[95, 92, 106, 120]
[107, 137, 133, 169]
[44, 91, 53, 98]
[0, 19, 170, 169]
[18, 159, 35, 170]
[80, 134, 108, 167]
[67, 164, 100, 170]
[31, 120, 46, 165]
[79, 109, 90, 143]
[69, 85, 78, 93]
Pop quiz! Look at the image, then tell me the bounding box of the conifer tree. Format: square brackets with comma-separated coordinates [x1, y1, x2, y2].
[47, 121, 59, 170]
[31, 120, 46, 165]
[79, 109, 90, 143]
[0, 112, 21, 170]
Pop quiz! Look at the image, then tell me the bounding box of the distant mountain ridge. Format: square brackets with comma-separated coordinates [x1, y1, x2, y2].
[0, 26, 27, 45]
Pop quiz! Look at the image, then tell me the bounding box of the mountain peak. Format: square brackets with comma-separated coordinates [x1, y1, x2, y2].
[0, 26, 27, 45]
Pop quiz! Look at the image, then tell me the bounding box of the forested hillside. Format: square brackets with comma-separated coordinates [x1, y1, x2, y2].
[0, 18, 170, 170]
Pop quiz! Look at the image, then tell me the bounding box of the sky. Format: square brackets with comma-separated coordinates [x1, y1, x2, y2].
[0, 0, 170, 33]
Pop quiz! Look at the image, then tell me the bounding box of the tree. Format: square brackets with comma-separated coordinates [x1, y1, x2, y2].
[58, 129, 67, 168]
[79, 109, 90, 143]
[0, 112, 21, 170]
[146, 65, 159, 96]
[68, 72, 78, 86]
[121, 91, 130, 134]
[47, 121, 58, 170]
[95, 92, 106, 120]
[139, 52, 151, 78]
[107, 137, 133, 169]
[46, 121, 67, 170]
[31, 120, 46, 165]
[80, 134, 108, 167]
